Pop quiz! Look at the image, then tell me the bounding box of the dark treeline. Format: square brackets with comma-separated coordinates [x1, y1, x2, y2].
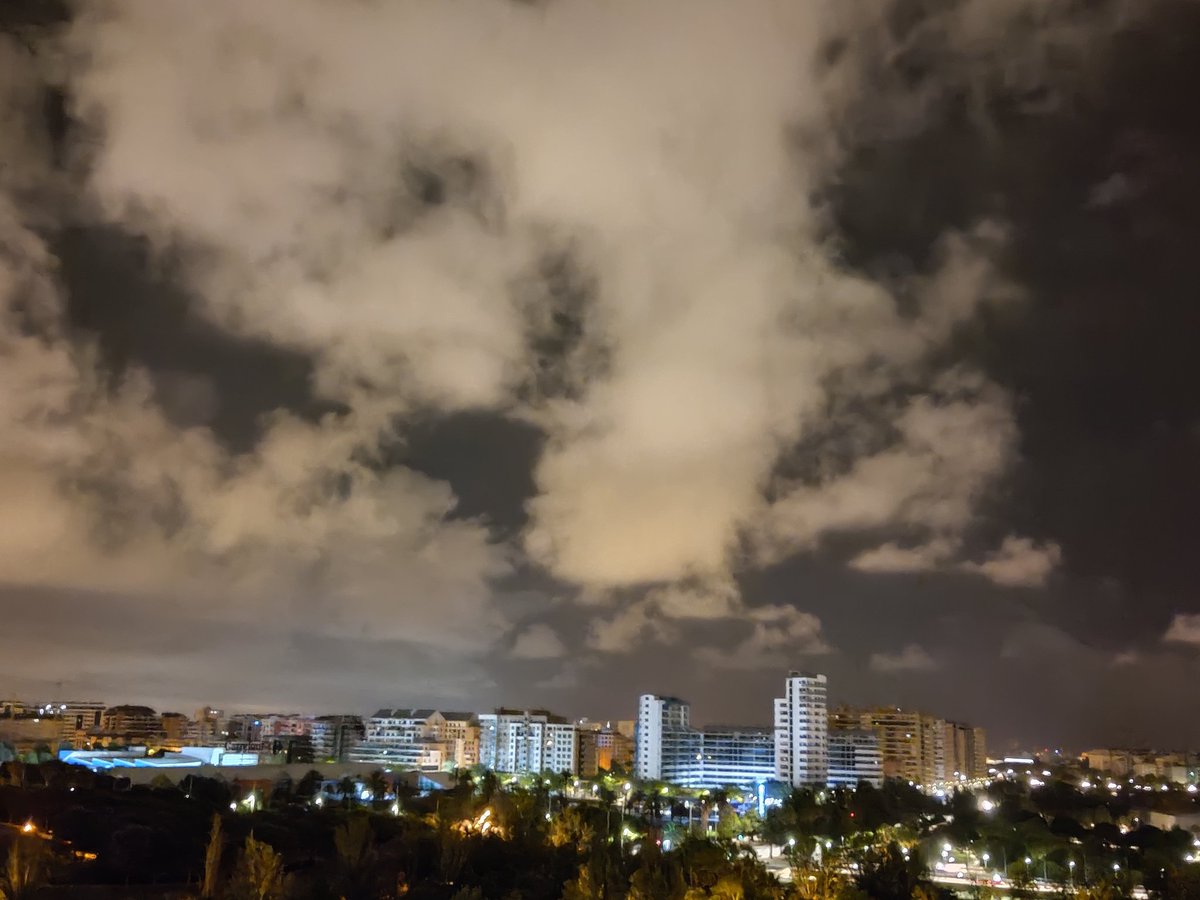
[5, 761, 1200, 899]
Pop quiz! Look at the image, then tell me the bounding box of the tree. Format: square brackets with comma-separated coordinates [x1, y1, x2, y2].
[338, 775, 358, 809]
[228, 834, 286, 900]
[0, 837, 48, 900]
[548, 805, 596, 852]
[334, 817, 381, 900]
[366, 769, 388, 808]
[201, 814, 223, 899]
[851, 841, 931, 900]
[295, 769, 323, 801]
[716, 806, 745, 841]
[478, 769, 500, 804]
[562, 861, 604, 900]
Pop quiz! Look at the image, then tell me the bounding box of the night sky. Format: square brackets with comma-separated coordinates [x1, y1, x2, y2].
[1, 0, 1198, 751]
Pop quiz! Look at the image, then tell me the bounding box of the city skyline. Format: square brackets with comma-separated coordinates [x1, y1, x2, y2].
[1, 1, 1199, 752]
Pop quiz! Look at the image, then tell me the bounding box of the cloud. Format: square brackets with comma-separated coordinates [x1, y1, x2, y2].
[535, 666, 581, 692]
[509, 623, 567, 660]
[0, 33, 510, 660]
[850, 539, 959, 575]
[695, 605, 832, 670]
[756, 369, 1018, 561]
[587, 600, 679, 654]
[869, 644, 939, 673]
[0, 0, 1129, 706]
[1163, 614, 1200, 646]
[960, 536, 1062, 588]
[61, 1, 1034, 598]
[584, 579, 781, 658]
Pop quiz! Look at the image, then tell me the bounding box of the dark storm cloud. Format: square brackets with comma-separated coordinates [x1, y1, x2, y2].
[822, 0, 1200, 650]
[0, 0, 1196, 750]
[55, 225, 337, 449]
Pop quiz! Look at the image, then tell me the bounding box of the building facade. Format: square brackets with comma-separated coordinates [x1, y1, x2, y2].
[943, 720, 988, 781]
[635, 695, 699, 783]
[360, 709, 479, 771]
[774, 672, 828, 787]
[695, 727, 774, 788]
[311, 715, 365, 762]
[578, 721, 635, 776]
[835, 706, 988, 785]
[101, 705, 162, 744]
[827, 729, 883, 788]
[477, 709, 578, 775]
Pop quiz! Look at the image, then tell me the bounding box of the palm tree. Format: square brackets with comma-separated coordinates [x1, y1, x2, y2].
[366, 770, 388, 809]
[201, 814, 223, 899]
[477, 769, 500, 804]
[338, 775, 358, 809]
[1, 837, 48, 900]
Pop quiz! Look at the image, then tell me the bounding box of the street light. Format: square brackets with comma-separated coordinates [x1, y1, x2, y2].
[1068, 859, 1076, 887]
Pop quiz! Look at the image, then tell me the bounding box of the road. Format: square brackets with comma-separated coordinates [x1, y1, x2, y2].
[746, 842, 1148, 898]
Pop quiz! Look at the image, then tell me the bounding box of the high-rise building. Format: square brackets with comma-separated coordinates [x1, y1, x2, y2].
[827, 729, 883, 788]
[774, 672, 828, 787]
[971, 726, 988, 779]
[837, 706, 973, 785]
[943, 721, 988, 781]
[477, 709, 578, 775]
[635, 695, 700, 783]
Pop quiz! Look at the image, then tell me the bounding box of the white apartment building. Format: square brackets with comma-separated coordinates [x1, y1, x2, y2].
[364, 708, 480, 771]
[774, 672, 829, 787]
[477, 709, 578, 775]
[635, 694, 700, 783]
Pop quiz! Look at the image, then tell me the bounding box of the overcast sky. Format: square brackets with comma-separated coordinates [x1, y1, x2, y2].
[1, 0, 1197, 752]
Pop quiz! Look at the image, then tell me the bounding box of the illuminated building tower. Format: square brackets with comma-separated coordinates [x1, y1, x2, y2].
[773, 672, 828, 787]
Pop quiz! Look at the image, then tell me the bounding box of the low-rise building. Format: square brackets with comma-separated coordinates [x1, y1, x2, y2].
[578, 720, 634, 776]
[101, 705, 162, 744]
